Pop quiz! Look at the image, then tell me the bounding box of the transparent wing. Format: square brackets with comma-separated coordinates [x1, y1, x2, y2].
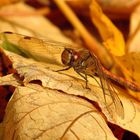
[1, 32, 77, 65]
[2, 31, 75, 48]
[94, 56, 124, 119]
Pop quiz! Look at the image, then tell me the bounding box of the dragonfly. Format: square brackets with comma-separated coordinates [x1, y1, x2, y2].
[59, 48, 140, 118]
[1, 31, 140, 119]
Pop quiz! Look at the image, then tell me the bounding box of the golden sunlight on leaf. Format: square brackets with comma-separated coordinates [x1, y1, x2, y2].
[3, 84, 117, 140]
[90, 0, 125, 56]
[0, 1, 140, 139]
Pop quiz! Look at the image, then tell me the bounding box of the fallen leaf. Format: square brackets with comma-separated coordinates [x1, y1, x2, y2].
[0, 1, 140, 139]
[0, 33, 124, 121]
[2, 84, 117, 140]
[118, 52, 140, 100]
[127, 4, 140, 52]
[0, 32, 140, 138]
[0, 2, 73, 43]
[90, 0, 125, 56]
[0, 74, 21, 87]
[2, 48, 140, 138]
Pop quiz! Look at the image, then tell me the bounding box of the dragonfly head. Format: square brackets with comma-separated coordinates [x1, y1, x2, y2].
[61, 48, 79, 66]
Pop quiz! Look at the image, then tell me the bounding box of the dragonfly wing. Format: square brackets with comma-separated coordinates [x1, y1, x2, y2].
[95, 58, 124, 119]
[107, 79, 124, 119]
[1, 32, 75, 65]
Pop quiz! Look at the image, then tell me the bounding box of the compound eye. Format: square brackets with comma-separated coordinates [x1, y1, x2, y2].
[61, 49, 73, 65]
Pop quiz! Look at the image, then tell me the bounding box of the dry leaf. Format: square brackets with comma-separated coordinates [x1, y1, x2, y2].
[0, 33, 124, 121]
[0, 1, 140, 139]
[127, 4, 140, 52]
[0, 56, 117, 139]
[118, 52, 140, 100]
[1, 32, 140, 123]
[1, 48, 140, 138]
[0, 74, 21, 87]
[0, 40, 140, 138]
[129, 5, 140, 35]
[0, 30, 140, 138]
[90, 0, 125, 56]
[2, 83, 117, 140]
[0, 2, 73, 43]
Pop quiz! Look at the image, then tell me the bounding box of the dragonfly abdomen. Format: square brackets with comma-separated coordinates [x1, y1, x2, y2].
[102, 66, 140, 92]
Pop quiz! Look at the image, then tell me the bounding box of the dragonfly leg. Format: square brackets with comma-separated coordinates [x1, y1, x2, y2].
[56, 66, 71, 72]
[76, 72, 90, 89]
